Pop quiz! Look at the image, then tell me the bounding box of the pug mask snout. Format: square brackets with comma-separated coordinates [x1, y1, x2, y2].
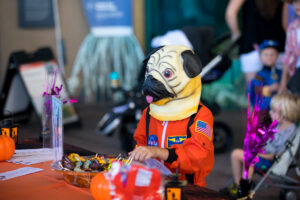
[142, 75, 175, 102]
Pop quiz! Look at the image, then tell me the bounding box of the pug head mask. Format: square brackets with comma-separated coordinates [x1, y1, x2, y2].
[142, 45, 202, 121]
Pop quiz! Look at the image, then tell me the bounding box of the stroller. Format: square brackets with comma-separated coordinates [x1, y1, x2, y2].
[247, 126, 300, 200]
[97, 26, 239, 153]
[222, 126, 300, 200]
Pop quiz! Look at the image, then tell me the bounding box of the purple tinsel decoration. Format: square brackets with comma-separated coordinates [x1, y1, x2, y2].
[242, 94, 278, 179]
[42, 68, 77, 116]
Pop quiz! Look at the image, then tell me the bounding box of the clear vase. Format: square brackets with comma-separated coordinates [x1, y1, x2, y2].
[41, 95, 63, 162]
[42, 95, 52, 149]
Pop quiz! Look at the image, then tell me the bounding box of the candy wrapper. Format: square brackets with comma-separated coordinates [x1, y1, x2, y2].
[242, 94, 278, 179]
[90, 161, 164, 200]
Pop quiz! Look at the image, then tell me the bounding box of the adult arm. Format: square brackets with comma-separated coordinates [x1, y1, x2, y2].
[282, 2, 289, 32]
[279, 64, 290, 93]
[225, 0, 245, 40]
[280, 22, 297, 93]
[268, 83, 280, 93]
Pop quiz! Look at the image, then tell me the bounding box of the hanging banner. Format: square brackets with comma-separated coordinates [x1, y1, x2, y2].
[82, 0, 132, 36]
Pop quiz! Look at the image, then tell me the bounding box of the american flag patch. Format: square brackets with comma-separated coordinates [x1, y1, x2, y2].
[195, 120, 212, 140]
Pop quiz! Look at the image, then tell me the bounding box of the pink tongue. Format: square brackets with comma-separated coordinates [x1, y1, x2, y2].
[146, 95, 153, 104]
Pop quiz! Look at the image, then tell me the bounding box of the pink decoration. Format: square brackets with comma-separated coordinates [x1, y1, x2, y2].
[242, 94, 278, 179]
[69, 99, 78, 103]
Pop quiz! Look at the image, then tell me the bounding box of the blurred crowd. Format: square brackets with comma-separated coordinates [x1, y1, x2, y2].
[225, 0, 300, 96]
[220, 0, 300, 198]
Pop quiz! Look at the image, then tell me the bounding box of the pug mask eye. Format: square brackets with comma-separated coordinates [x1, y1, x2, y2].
[163, 69, 173, 78]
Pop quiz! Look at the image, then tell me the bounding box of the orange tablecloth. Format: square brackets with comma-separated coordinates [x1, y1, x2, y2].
[0, 161, 232, 200]
[0, 161, 93, 200]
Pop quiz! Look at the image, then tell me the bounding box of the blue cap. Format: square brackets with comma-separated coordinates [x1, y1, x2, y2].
[259, 40, 279, 51]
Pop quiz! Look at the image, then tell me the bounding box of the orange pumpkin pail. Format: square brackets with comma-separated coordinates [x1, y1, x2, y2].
[0, 135, 15, 161]
[90, 172, 112, 200]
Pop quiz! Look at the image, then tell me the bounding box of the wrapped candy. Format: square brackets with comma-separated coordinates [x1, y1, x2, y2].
[62, 155, 75, 170]
[68, 153, 85, 162]
[74, 162, 83, 172]
[60, 154, 111, 172]
[83, 160, 92, 171]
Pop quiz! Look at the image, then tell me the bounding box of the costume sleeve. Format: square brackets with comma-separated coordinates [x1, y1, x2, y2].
[167, 106, 214, 173]
[253, 74, 263, 95]
[133, 108, 148, 146]
[255, 74, 264, 83]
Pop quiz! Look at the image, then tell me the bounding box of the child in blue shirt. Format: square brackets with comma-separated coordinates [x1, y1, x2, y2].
[249, 40, 282, 110]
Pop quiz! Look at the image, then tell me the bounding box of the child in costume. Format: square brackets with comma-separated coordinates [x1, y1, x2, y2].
[249, 40, 282, 110]
[129, 45, 214, 187]
[220, 93, 300, 198]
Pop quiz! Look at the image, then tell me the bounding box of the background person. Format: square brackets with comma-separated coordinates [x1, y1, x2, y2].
[225, 0, 286, 83]
[220, 93, 300, 197]
[279, 0, 300, 97]
[249, 40, 282, 110]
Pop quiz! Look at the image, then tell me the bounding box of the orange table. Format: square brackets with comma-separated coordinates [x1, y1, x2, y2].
[0, 161, 232, 200]
[0, 161, 93, 200]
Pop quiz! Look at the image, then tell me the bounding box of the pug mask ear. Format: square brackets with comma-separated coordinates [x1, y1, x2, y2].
[181, 50, 202, 78]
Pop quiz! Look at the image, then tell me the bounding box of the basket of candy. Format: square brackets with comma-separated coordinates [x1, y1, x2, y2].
[52, 153, 126, 187]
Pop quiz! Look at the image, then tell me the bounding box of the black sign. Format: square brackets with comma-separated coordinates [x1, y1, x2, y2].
[18, 0, 54, 28]
[0, 48, 80, 128]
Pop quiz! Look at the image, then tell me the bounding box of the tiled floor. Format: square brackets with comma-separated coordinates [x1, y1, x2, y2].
[20, 103, 299, 200]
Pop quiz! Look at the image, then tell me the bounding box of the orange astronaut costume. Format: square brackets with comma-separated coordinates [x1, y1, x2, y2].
[132, 45, 214, 187]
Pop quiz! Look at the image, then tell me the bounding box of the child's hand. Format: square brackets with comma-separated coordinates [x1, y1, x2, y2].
[128, 146, 169, 162]
[128, 146, 157, 161]
[262, 86, 271, 97]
